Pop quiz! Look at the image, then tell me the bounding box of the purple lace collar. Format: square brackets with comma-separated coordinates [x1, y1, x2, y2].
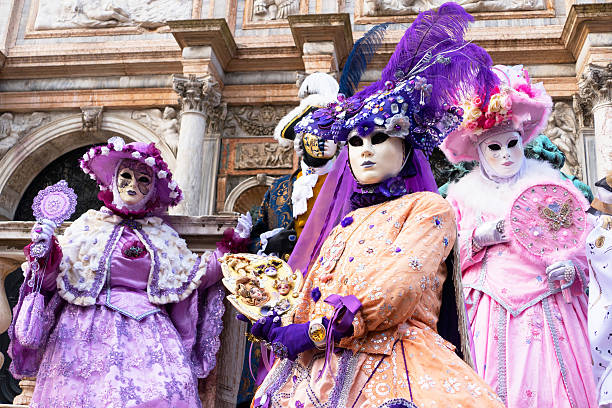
[350, 176, 412, 210]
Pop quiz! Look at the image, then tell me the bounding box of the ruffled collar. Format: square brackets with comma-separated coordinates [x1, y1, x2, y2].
[350, 175, 411, 210]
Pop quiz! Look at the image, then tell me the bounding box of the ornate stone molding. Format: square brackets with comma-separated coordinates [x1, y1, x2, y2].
[224, 105, 293, 137]
[81, 106, 104, 133]
[173, 74, 222, 114]
[242, 0, 308, 29]
[0, 111, 53, 161]
[575, 63, 612, 128]
[360, 0, 546, 17]
[31, 0, 192, 32]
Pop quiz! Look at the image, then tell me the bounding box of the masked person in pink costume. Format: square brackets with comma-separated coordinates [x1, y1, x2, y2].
[8, 137, 245, 407]
[441, 65, 597, 407]
[249, 4, 505, 408]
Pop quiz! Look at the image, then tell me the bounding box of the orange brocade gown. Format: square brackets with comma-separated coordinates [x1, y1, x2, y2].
[253, 192, 504, 408]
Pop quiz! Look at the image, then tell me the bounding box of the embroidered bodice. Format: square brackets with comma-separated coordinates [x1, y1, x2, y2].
[293, 192, 456, 355]
[93, 227, 161, 320]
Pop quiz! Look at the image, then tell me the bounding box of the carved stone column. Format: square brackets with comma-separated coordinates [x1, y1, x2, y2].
[172, 74, 222, 216]
[576, 63, 612, 184]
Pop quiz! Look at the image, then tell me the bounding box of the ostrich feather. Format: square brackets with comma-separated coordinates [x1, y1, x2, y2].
[338, 23, 390, 97]
[356, 2, 498, 111]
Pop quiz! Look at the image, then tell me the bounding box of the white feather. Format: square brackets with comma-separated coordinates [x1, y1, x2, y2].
[298, 72, 339, 99]
[446, 159, 562, 217]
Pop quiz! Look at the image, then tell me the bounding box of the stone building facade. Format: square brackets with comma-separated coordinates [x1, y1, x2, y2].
[0, 0, 610, 406]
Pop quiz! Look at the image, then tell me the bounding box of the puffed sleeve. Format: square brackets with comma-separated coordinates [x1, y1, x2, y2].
[343, 193, 456, 342]
[446, 195, 485, 271]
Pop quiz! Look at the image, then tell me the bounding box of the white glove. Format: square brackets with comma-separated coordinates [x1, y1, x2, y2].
[235, 212, 253, 239]
[473, 219, 509, 248]
[546, 260, 575, 283]
[30, 219, 56, 257]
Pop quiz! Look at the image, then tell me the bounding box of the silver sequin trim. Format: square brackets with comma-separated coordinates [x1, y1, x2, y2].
[496, 305, 507, 404]
[542, 297, 577, 408]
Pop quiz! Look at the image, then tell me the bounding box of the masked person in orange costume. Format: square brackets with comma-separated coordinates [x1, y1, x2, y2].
[249, 4, 505, 407]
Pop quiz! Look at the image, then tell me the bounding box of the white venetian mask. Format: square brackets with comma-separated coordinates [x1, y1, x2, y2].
[348, 129, 405, 185]
[115, 160, 154, 206]
[478, 130, 524, 179]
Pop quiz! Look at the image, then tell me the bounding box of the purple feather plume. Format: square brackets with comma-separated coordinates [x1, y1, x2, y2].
[356, 2, 498, 111]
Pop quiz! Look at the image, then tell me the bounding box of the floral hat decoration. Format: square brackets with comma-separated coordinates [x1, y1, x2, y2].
[79, 136, 182, 210]
[440, 64, 553, 163]
[295, 2, 498, 157]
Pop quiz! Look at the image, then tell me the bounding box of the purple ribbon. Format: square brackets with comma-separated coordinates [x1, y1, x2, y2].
[317, 294, 361, 381]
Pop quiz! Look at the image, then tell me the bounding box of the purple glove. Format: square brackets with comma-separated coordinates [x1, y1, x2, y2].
[250, 294, 362, 361]
[251, 313, 312, 361]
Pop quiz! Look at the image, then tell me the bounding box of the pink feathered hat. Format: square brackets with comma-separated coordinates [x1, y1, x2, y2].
[79, 136, 182, 209]
[440, 65, 552, 163]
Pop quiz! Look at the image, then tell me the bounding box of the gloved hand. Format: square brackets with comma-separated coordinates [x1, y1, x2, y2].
[473, 218, 509, 249]
[30, 219, 56, 258]
[546, 260, 575, 283]
[251, 313, 313, 361]
[235, 212, 252, 239]
[249, 295, 361, 360]
[263, 227, 297, 257]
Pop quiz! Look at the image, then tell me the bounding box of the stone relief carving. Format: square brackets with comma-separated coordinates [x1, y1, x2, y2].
[0, 112, 52, 159]
[235, 143, 293, 170]
[34, 0, 191, 30]
[206, 104, 228, 138]
[544, 102, 581, 177]
[252, 0, 300, 21]
[224, 105, 293, 137]
[362, 0, 545, 16]
[131, 107, 180, 154]
[81, 106, 104, 133]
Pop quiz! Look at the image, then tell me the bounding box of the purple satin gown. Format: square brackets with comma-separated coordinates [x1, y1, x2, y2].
[10, 227, 223, 408]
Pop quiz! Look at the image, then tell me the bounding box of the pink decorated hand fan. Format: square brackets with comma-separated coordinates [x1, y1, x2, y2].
[507, 182, 589, 301]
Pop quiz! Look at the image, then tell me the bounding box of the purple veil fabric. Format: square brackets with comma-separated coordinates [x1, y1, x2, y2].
[288, 147, 439, 276]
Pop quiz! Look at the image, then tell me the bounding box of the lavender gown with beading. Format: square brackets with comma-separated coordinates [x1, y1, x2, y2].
[9, 222, 224, 408]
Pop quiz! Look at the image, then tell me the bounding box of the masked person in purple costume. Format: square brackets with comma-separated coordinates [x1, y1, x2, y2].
[249, 4, 505, 408]
[8, 136, 244, 407]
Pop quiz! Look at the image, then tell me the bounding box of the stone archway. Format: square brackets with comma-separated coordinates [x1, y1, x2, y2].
[223, 175, 275, 214]
[0, 113, 174, 220]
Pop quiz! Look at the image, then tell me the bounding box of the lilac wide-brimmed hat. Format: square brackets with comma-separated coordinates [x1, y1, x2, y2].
[440, 64, 553, 163]
[79, 136, 182, 209]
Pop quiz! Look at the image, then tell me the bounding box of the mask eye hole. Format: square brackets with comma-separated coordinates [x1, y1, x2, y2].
[508, 139, 518, 148]
[488, 143, 501, 151]
[138, 176, 150, 184]
[120, 172, 132, 179]
[371, 132, 389, 145]
[348, 136, 363, 147]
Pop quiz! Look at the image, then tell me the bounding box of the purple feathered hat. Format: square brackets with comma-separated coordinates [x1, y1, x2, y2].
[295, 2, 498, 157]
[79, 136, 182, 211]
